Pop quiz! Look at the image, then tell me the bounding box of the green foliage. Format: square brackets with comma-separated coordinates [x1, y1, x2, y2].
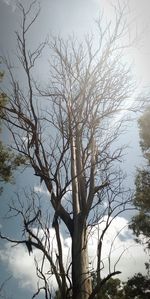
[0, 139, 27, 194]
[0, 67, 26, 191]
[139, 108, 150, 160]
[0, 141, 14, 183]
[0, 71, 4, 80]
[92, 274, 150, 299]
[0, 92, 7, 118]
[130, 213, 150, 248]
[100, 278, 124, 299]
[54, 274, 150, 299]
[0, 69, 7, 119]
[130, 108, 150, 249]
[124, 273, 150, 299]
[134, 170, 150, 210]
[0, 141, 26, 183]
[91, 274, 124, 299]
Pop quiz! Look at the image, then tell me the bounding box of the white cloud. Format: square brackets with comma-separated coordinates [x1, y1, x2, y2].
[2, 0, 10, 4]
[0, 216, 148, 294]
[34, 185, 49, 195]
[88, 216, 148, 280]
[0, 227, 70, 293]
[2, 0, 16, 12]
[0, 243, 37, 290]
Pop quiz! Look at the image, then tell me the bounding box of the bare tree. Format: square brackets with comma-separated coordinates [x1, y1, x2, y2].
[0, 1, 142, 299]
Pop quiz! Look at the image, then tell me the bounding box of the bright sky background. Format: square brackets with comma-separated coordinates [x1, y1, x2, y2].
[0, 0, 150, 298]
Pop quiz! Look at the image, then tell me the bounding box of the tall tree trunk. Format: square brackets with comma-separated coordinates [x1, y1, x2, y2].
[72, 217, 92, 299]
[68, 108, 92, 298]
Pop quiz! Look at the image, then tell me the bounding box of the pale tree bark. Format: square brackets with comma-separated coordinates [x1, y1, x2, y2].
[68, 98, 92, 298]
[0, 1, 144, 299]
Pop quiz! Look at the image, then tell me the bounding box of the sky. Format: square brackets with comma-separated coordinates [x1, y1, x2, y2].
[0, 0, 150, 298]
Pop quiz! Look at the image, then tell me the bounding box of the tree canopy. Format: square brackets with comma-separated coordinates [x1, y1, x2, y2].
[124, 273, 150, 299]
[0, 67, 26, 192]
[0, 2, 146, 299]
[130, 108, 150, 249]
